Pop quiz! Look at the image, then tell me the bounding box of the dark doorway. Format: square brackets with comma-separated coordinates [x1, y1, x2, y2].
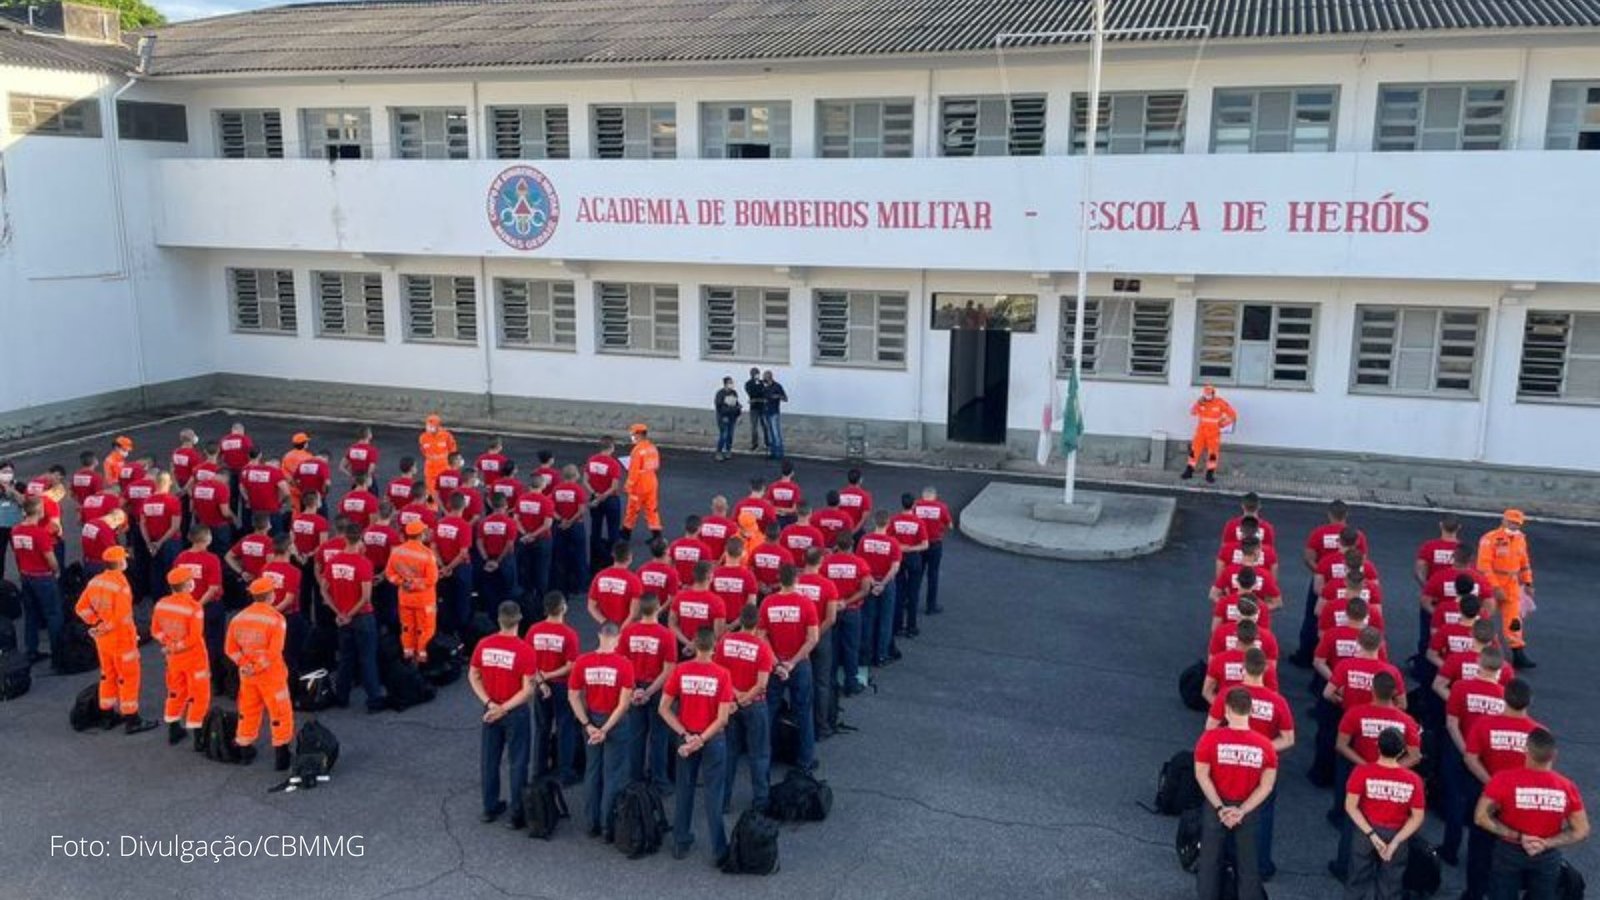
[947, 329, 1011, 444]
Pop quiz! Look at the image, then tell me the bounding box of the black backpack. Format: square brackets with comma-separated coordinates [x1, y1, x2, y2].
[1179, 660, 1208, 711]
[611, 782, 667, 858]
[0, 650, 31, 701]
[768, 768, 832, 822]
[1156, 750, 1202, 816]
[522, 776, 569, 840]
[0, 579, 20, 620]
[287, 720, 340, 788]
[721, 809, 780, 875]
[291, 669, 337, 712]
[0, 618, 16, 653]
[1402, 836, 1442, 897]
[300, 623, 339, 674]
[1559, 860, 1587, 900]
[770, 706, 801, 768]
[1175, 805, 1202, 872]
[202, 707, 243, 764]
[54, 620, 99, 675]
[59, 563, 87, 602]
[420, 634, 464, 686]
[70, 684, 106, 731]
[381, 657, 436, 711]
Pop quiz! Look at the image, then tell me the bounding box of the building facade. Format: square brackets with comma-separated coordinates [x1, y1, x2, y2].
[3, 1, 1599, 484]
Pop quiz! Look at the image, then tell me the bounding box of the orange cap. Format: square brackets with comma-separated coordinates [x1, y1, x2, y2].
[629, 423, 648, 434]
[425, 415, 442, 426]
[166, 568, 194, 587]
[248, 576, 277, 596]
[114, 436, 133, 450]
[405, 521, 426, 537]
[102, 546, 128, 563]
[291, 432, 310, 444]
[1503, 509, 1526, 525]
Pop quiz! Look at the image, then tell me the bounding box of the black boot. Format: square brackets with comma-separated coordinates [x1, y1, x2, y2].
[100, 711, 122, 731]
[649, 529, 662, 543]
[238, 745, 258, 765]
[1180, 465, 1194, 480]
[1512, 647, 1537, 670]
[275, 745, 293, 772]
[124, 715, 160, 735]
[168, 722, 186, 745]
[1205, 470, 1216, 484]
[193, 727, 207, 753]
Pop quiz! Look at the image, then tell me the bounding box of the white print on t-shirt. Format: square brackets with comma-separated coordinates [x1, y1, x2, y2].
[292, 519, 317, 535]
[483, 521, 508, 536]
[266, 570, 285, 589]
[672, 546, 701, 562]
[246, 470, 270, 484]
[1223, 662, 1245, 682]
[586, 461, 607, 476]
[788, 535, 814, 549]
[680, 674, 720, 697]
[1359, 717, 1404, 739]
[1488, 730, 1530, 753]
[1335, 639, 1359, 657]
[840, 495, 862, 508]
[1443, 611, 1462, 625]
[128, 486, 152, 500]
[1251, 698, 1277, 721]
[330, 563, 356, 580]
[143, 501, 169, 518]
[481, 647, 517, 670]
[767, 605, 802, 624]
[1347, 670, 1375, 692]
[712, 576, 746, 594]
[597, 576, 628, 594]
[678, 601, 710, 620]
[861, 537, 893, 555]
[642, 572, 668, 589]
[1216, 743, 1265, 768]
[825, 563, 855, 579]
[701, 523, 728, 539]
[1448, 635, 1474, 654]
[585, 666, 619, 687]
[1431, 549, 1454, 565]
[243, 544, 266, 558]
[83, 523, 101, 541]
[363, 532, 389, 547]
[1466, 694, 1506, 716]
[13, 534, 34, 551]
[554, 489, 577, 504]
[532, 634, 566, 653]
[795, 584, 821, 601]
[1514, 787, 1568, 813]
[892, 521, 920, 536]
[1365, 778, 1415, 804]
[628, 635, 662, 655]
[438, 523, 460, 540]
[721, 638, 761, 662]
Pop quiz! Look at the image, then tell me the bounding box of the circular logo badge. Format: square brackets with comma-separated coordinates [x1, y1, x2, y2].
[487, 165, 559, 251]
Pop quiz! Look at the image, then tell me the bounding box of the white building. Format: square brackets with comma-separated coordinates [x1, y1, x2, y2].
[3, 1, 1599, 495]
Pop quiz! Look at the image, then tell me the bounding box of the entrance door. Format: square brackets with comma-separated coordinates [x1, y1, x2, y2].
[946, 329, 1011, 444]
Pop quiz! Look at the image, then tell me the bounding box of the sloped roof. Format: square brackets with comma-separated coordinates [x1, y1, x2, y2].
[0, 20, 135, 74]
[146, 0, 1600, 76]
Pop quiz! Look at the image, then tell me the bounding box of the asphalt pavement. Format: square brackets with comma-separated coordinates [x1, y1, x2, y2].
[0, 410, 1595, 899]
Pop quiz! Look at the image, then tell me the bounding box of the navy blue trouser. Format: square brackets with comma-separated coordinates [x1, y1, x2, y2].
[482, 705, 530, 819]
[674, 734, 728, 860]
[335, 614, 385, 710]
[584, 711, 636, 834]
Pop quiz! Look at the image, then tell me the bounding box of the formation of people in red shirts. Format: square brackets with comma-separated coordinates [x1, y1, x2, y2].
[1189, 493, 1588, 900]
[4, 418, 956, 868]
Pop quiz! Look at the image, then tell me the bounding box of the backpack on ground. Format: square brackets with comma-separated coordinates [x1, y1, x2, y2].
[0, 650, 31, 701]
[1402, 836, 1442, 897]
[1559, 860, 1587, 900]
[381, 657, 436, 711]
[285, 720, 340, 789]
[522, 776, 569, 840]
[291, 669, 336, 712]
[611, 782, 667, 858]
[1179, 660, 1207, 711]
[54, 619, 98, 675]
[419, 633, 464, 686]
[0, 579, 20, 620]
[0, 617, 16, 653]
[770, 706, 801, 768]
[1175, 805, 1202, 872]
[202, 707, 243, 764]
[1156, 750, 1202, 815]
[58, 563, 87, 603]
[721, 809, 780, 875]
[300, 623, 338, 674]
[767, 768, 832, 822]
[69, 684, 106, 731]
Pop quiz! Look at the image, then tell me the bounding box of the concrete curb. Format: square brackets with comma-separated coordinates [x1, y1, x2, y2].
[959, 483, 1176, 561]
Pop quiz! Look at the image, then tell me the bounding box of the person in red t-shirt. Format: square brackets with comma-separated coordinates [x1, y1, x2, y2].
[526, 592, 581, 785]
[533, 451, 560, 498]
[588, 542, 643, 627]
[795, 547, 842, 738]
[637, 538, 681, 604]
[778, 504, 825, 558]
[173, 524, 228, 680]
[1203, 620, 1280, 704]
[226, 513, 276, 605]
[911, 486, 954, 615]
[289, 493, 330, 569]
[765, 461, 803, 526]
[1311, 603, 1385, 787]
[1220, 492, 1276, 548]
[1324, 629, 1404, 713]
[1194, 688, 1280, 900]
[660, 626, 736, 863]
[668, 516, 713, 586]
[338, 472, 380, 531]
[1343, 728, 1427, 899]
[513, 477, 555, 605]
[188, 467, 237, 553]
[584, 436, 625, 565]
[1331, 671, 1421, 880]
[475, 436, 508, 487]
[856, 510, 903, 668]
[434, 452, 465, 512]
[476, 492, 521, 615]
[1475, 729, 1589, 898]
[386, 457, 419, 510]
[11, 498, 63, 665]
[733, 478, 779, 532]
[697, 498, 737, 562]
[550, 465, 590, 595]
[1212, 564, 1283, 610]
[434, 494, 475, 636]
[218, 422, 254, 495]
[715, 606, 776, 813]
[822, 532, 871, 695]
[1414, 513, 1462, 594]
[239, 449, 290, 531]
[758, 564, 820, 770]
[469, 600, 537, 826]
[568, 623, 637, 840]
[341, 427, 380, 483]
[1208, 598, 1280, 660]
[1440, 648, 1509, 866]
[812, 493, 853, 559]
[69, 451, 103, 509]
[1294, 501, 1367, 666]
[748, 523, 793, 596]
[1216, 531, 1278, 583]
[620, 593, 677, 792]
[1464, 678, 1547, 892]
[321, 522, 384, 711]
[80, 510, 126, 578]
[709, 539, 758, 627]
[1204, 648, 1292, 880]
[837, 469, 872, 533]
[888, 492, 930, 638]
[670, 562, 726, 657]
[262, 534, 307, 676]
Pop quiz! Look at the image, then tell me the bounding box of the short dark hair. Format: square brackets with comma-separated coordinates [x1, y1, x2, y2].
[1504, 678, 1532, 711]
[846, 469, 863, 485]
[639, 593, 660, 616]
[649, 537, 668, 559]
[1372, 671, 1398, 702]
[1347, 597, 1370, 621]
[1241, 492, 1260, 511]
[1526, 727, 1556, 765]
[1460, 593, 1483, 619]
[1358, 627, 1383, 653]
[543, 591, 566, 616]
[901, 492, 916, 510]
[1224, 687, 1252, 716]
[685, 514, 702, 533]
[1237, 566, 1257, 589]
[613, 541, 632, 563]
[1377, 727, 1405, 760]
[1328, 499, 1349, 520]
[1243, 647, 1267, 676]
[694, 627, 716, 653]
[498, 601, 522, 629]
[692, 560, 714, 584]
[1235, 619, 1259, 644]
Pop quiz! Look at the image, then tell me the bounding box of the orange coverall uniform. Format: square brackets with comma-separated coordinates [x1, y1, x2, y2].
[386, 539, 440, 660]
[1477, 527, 1533, 649]
[102, 449, 127, 485]
[623, 439, 662, 531]
[152, 590, 211, 728]
[226, 601, 293, 748]
[75, 570, 142, 714]
[1188, 394, 1238, 473]
[419, 429, 457, 499]
[281, 448, 313, 509]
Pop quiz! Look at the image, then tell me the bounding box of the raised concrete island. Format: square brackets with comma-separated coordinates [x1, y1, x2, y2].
[959, 482, 1176, 561]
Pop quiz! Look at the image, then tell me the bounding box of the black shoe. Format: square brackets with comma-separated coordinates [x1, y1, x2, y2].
[1180, 466, 1195, 480]
[100, 712, 121, 731]
[713, 850, 730, 870]
[480, 803, 505, 824]
[1308, 766, 1333, 788]
[275, 745, 293, 771]
[238, 745, 258, 765]
[671, 843, 692, 861]
[1287, 650, 1314, 669]
[925, 606, 943, 616]
[588, 824, 602, 838]
[125, 716, 159, 735]
[1512, 648, 1537, 669]
[904, 627, 919, 638]
[1325, 807, 1342, 826]
[1327, 861, 1347, 883]
[1438, 845, 1459, 867]
[167, 722, 186, 745]
[1205, 470, 1216, 483]
[27, 650, 50, 664]
[649, 530, 662, 543]
[505, 817, 526, 831]
[193, 727, 207, 752]
[888, 646, 903, 661]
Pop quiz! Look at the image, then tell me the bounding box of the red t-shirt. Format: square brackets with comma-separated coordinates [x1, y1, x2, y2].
[386, 476, 417, 508]
[619, 621, 675, 684]
[636, 560, 680, 602]
[1329, 657, 1405, 710]
[837, 486, 872, 527]
[584, 454, 623, 495]
[1467, 714, 1544, 776]
[1430, 621, 1479, 659]
[1424, 566, 1495, 608]
[1415, 538, 1460, 581]
[570, 650, 636, 717]
[664, 659, 735, 733]
[1482, 768, 1585, 841]
[289, 512, 329, 557]
[80, 490, 120, 524]
[1347, 764, 1425, 830]
[733, 496, 778, 530]
[435, 469, 463, 509]
[668, 536, 713, 584]
[1209, 623, 1280, 660]
[670, 589, 725, 645]
[472, 633, 536, 703]
[794, 572, 840, 622]
[140, 494, 184, 540]
[240, 463, 286, 513]
[476, 452, 510, 485]
[711, 565, 758, 623]
[262, 559, 303, 614]
[888, 512, 929, 548]
[170, 446, 204, 488]
[315, 537, 347, 579]
[433, 516, 472, 566]
[477, 513, 518, 560]
[758, 591, 818, 660]
[550, 481, 588, 522]
[339, 489, 379, 529]
[490, 477, 524, 505]
[910, 499, 953, 542]
[524, 621, 579, 682]
[292, 457, 331, 498]
[1206, 649, 1280, 693]
[749, 542, 793, 587]
[174, 548, 224, 604]
[10, 523, 55, 576]
[1338, 704, 1422, 763]
[1305, 523, 1368, 558]
[1194, 727, 1278, 804]
[697, 516, 738, 560]
[1319, 579, 1385, 608]
[459, 487, 486, 523]
[534, 466, 561, 494]
[778, 523, 826, 558]
[80, 519, 121, 568]
[1438, 653, 1514, 688]
[821, 552, 870, 608]
[514, 490, 553, 539]
[230, 533, 273, 577]
[713, 631, 776, 696]
[218, 434, 253, 471]
[812, 508, 854, 550]
[1447, 678, 1507, 743]
[361, 524, 401, 571]
[1315, 626, 1389, 670]
[1217, 544, 1278, 571]
[855, 532, 903, 580]
[123, 476, 154, 518]
[69, 467, 103, 505]
[1212, 592, 1273, 630]
[324, 551, 375, 616]
[190, 480, 232, 527]
[1214, 565, 1282, 601]
[1318, 600, 1387, 636]
[1315, 552, 1381, 586]
[397, 502, 437, 533]
[345, 442, 380, 477]
[589, 565, 643, 625]
[765, 480, 802, 513]
[1206, 683, 1293, 740]
[1221, 515, 1276, 548]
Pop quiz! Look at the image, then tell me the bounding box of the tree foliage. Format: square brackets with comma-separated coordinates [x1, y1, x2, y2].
[1, 0, 167, 30]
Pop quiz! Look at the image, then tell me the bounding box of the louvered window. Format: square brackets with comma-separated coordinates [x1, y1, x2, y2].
[1212, 88, 1337, 152]
[1375, 84, 1510, 151]
[1060, 297, 1172, 381]
[814, 291, 908, 368]
[1545, 81, 1600, 150]
[313, 271, 385, 339]
[702, 287, 789, 361]
[497, 278, 576, 349]
[939, 95, 1046, 156]
[392, 107, 468, 159]
[403, 275, 477, 343]
[1518, 311, 1600, 403]
[596, 283, 679, 355]
[1196, 301, 1316, 388]
[229, 268, 297, 334]
[216, 109, 282, 158]
[1352, 306, 1484, 396]
[301, 107, 372, 160]
[817, 100, 914, 158]
[701, 102, 791, 158]
[8, 94, 101, 137]
[1071, 92, 1186, 154]
[592, 105, 676, 159]
[489, 106, 570, 159]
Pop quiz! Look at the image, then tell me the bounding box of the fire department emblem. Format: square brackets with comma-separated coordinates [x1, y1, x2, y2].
[487, 165, 559, 250]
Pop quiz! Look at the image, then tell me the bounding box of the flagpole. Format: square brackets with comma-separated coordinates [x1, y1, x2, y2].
[1065, 0, 1105, 506]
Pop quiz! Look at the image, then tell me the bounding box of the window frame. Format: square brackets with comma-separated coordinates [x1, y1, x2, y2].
[300, 107, 373, 161]
[591, 104, 677, 160]
[1373, 82, 1512, 152]
[701, 285, 791, 363]
[813, 289, 909, 369]
[215, 108, 283, 159]
[700, 101, 792, 159]
[487, 105, 571, 160]
[595, 281, 680, 357]
[401, 274, 479, 345]
[115, 100, 188, 143]
[1209, 86, 1337, 153]
[1070, 91, 1187, 155]
[391, 106, 469, 160]
[938, 94, 1047, 157]
[1349, 305, 1486, 399]
[8, 93, 102, 138]
[816, 98, 915, 159]
[1517, 310, 1600, 405]
[1193, 300, 1318, 390]
[1058, 295, 1174, 383]
[228, 267, 298, 336]
[1544, 80, 1600, 150]
[495, 277, 578, 351]
[311, 270, 386, 341]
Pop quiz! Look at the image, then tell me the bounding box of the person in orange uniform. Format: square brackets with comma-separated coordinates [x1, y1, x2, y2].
[387, 520, 441, 663]
[623, 423, 662, 541]
[419, 415, 458, 501]
[74, 546, 159, 733]
[282, 432, 315, 511]
[102, 436, 133, 485]
[1184, 385, 1237, 484]
[1478, 509, 1536, 670]
[153, 567, 211, 747]
[226, 576, 294, 770]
